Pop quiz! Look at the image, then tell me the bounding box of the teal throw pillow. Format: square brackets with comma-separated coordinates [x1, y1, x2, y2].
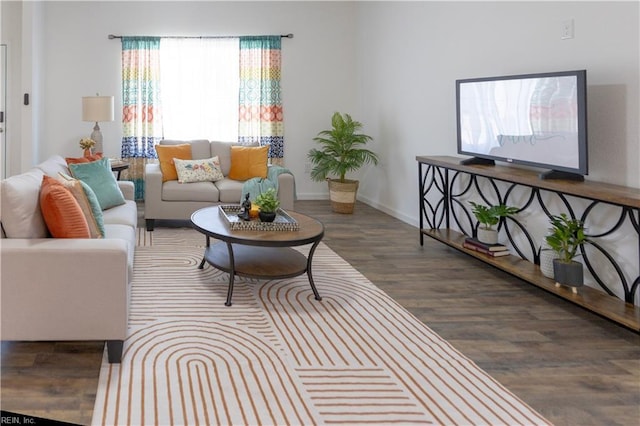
[69, 158, 126, 210]
[79, 179, 106, 237]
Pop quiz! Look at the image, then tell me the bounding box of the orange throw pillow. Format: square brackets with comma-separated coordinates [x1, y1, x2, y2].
[65, 153, 104, 164]
[228, 145, 269, 181]
[155, 144, 193, 182]
[40, 175, 91, 238]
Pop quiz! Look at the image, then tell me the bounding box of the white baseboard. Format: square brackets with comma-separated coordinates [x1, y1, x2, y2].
[296, 193, 418, 228]
[356, 195, 418, 228]
[295, 192, 329, 201]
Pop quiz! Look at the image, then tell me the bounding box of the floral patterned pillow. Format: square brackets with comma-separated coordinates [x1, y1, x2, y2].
[174, 156, 224, 183]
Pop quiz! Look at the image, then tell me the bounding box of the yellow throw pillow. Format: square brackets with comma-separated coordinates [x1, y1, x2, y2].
[155, 144, 193, 182]
[227, 145, 269, 181]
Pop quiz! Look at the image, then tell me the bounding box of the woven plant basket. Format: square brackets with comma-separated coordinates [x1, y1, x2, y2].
[328, 179, 359, 214]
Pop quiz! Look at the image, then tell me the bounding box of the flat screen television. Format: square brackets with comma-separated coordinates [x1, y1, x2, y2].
[456, 70, 588, 180]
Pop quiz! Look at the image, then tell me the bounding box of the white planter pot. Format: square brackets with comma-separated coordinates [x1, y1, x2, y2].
[477, 228, 498, 245]
[539, 248, 557, 279]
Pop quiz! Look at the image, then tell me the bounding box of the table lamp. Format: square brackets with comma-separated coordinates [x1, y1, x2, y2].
[82, 95, 114, 153]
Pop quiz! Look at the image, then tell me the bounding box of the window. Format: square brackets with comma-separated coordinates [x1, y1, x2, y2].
[120, 34, 284, 199]
[159, 38, 239, 141]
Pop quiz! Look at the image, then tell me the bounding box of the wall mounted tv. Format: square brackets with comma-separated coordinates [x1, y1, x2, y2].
[456, 70, 588, 180]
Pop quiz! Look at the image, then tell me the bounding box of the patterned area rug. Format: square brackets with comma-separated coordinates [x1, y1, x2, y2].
[92, 227, 550, 425]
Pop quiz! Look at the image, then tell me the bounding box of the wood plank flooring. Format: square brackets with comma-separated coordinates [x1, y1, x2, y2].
[2, 200, 639, 425]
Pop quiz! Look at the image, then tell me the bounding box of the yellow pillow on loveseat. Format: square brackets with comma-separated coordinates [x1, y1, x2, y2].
[155, 143, 193, 182]
[227, 145, 269, 180]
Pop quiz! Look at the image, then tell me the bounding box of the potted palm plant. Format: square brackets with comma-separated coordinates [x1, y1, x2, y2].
[469, 202, 518, 244]
[545, 213, 588, 292]
[254, 188, 280, 222]
[308, 112, 379, 213]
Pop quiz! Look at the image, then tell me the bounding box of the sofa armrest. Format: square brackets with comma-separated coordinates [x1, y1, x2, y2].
[144, 163, 164, 217]
[0, 238, 129, 341]
[276, 172, 295, 210]
[118, 180, 135, 201]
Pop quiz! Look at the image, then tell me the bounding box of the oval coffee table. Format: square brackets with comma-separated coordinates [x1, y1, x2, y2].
[191, 206, 324, 306]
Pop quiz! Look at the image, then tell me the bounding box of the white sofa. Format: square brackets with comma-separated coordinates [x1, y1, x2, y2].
[0, 155, 137, 363]
[144, 139, 295, 231]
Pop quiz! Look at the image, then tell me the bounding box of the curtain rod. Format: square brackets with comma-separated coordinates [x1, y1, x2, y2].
[108, 33, 293, 40]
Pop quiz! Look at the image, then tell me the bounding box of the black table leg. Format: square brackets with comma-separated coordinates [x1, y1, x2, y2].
[198, 235, 210, 269]
[306, 240, 322, 301]
[225, 242, 235, 306]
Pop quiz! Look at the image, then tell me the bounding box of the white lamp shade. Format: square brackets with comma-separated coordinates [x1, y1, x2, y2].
[82, 96, 114, 122]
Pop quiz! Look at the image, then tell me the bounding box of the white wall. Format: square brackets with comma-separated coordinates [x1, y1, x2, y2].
[6, 1, 639, 214]
[24, 1, 358, 199]
[353, 1, 639, 304]
[355, 1, 639, 225]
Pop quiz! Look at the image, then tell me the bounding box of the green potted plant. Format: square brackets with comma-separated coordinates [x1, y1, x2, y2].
[469, 202, 518, 244]
[545, 213, 589, 292]
[308, 112, 379, 214]
[254, 188, 280, 222]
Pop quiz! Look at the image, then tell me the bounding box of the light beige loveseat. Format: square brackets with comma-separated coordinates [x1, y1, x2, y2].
[0, 155, 137, 363]
[144, 140, 295, 231]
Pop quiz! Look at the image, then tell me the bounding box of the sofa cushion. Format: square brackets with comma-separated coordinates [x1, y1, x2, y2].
[174, 157, 224, 183]
[211, 141, 259, 176]
[214, 178, 245, 203]
[228, 145, 269, 180]
[0, 168, 48, 238]
[57, 173, 105, 238]
[186, 140, 211, 160]
[162, 180, 219, 202]
[40, 176, 91, 238]
[155, 143, 192, 182]
[210, 141, 233, 175]
[69, 158, 126, 210]
[34, 155, 70, 177]
[102, 200, 138, 229]
[161, 139, 210, 160]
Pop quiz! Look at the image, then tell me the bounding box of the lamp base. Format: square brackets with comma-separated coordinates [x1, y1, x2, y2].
[90, 123, 103, 154]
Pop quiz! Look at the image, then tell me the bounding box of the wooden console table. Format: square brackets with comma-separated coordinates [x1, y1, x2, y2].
[417, 155, 640, 331]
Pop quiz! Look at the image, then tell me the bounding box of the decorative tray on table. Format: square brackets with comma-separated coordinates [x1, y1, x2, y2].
[218, 205, 299, 231]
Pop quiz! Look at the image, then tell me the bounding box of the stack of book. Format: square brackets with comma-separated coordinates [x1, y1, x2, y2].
[463, 237, 510, 257]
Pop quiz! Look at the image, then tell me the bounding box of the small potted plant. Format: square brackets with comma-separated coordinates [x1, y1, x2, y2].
[545, 213, 589, 292]
[254, 188, 280, 222]
[469, 202, 518, 244]
[308, 112, 379, 214]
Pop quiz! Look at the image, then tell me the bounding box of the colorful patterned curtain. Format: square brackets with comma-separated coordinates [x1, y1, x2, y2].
[120, 37, 162, 200]
[238, 36, 284, 165]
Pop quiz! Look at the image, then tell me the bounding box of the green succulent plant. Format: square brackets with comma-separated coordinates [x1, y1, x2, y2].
[545, 213, 589, 263]
[254, 188, 280, 213]
[470, 202, 519, 230]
